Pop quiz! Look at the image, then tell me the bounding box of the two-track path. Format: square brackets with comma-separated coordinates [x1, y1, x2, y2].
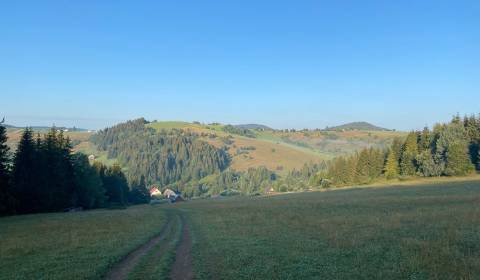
[104, 210, 193, 280]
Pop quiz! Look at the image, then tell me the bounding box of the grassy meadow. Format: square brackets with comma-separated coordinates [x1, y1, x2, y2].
[0, 205, 167, 280]
[183, 179, 480, 279]
[2, 178, 479, 279]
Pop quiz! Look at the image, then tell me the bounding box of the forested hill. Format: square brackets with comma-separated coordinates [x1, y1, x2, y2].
[234, 124, 273, 130]
[326, 122, 390, 131]
[90, 118, 230, 186]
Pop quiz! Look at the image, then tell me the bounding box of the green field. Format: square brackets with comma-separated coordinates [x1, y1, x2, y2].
[2, 179, 479, 279]
[186, 179, 480, 279]
[0, 206, 167, 280]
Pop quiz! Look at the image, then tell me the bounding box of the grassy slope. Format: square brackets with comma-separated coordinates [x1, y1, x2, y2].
[0, 205, 166, 280]
[147, 121, 326, 174]
[145, 121, 405, 174]
[184, 179, 480, 279]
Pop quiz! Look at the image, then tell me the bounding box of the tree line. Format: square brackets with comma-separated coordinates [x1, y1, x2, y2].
[175, 166, 277, 198]
[320, 115, 479, 187]
[0, 126, 149, 216]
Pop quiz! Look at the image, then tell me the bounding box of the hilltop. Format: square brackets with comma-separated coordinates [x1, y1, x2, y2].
[234, 124, 273, 131]
[325, 121, 391, 131]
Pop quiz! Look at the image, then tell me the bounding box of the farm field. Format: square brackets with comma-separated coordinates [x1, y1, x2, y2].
[1, 178, 480, 279]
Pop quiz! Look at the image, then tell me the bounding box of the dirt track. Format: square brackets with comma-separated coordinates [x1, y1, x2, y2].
[170, 215, 194, 280]
[104, 210, 193, 280]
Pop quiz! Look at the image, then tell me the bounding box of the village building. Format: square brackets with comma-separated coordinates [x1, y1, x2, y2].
[163, 188, 185, 203]
[149, 187, 162, 197]
[162, 188, 177, 199]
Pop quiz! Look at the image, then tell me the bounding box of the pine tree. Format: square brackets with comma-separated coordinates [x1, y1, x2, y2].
[356, 149, 370, 183]
[128, 175, 150, 204]
[416, 149, 443, 177]
[464, 115, 480, 169]
[0, 123, 13, 215]
[384, 149, 399, 179]
[435, 122, 474, 176]
[419, 127, 431, 151]
[12, 128, 38, 213]
[400, 132, 419, 176]
[444, 141, 474, 176]
[72, 154, 106, 209]
[104, 163, 129, 206]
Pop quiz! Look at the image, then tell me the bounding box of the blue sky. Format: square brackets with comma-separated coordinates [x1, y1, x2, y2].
[1, 1, 479, 130]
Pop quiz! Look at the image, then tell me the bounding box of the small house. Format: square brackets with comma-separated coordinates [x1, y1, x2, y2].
[163, 188, 185, 203]
[149, 187, 162, 197]
[162, 188, 177, 199]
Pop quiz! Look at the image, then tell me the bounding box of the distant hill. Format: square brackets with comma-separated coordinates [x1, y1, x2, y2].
[2, 124, 88, 131]
[234, 124, 273, 131]
[325, 122, 391, 131]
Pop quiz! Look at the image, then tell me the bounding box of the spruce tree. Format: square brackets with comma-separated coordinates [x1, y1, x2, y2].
[12, 128, 38, 213]
[128, 175, 150, 204]
[400, 132, 419, 176]
[384, 149, 399, 179]
[416, 150, 443, 177]
[0, 123, 13, 215]
[444, 141, 474, 176]
[72, 154, 106, 209]
[419, 127, 431, 151]
[104, 163, 129, 206]
[435, 122, 474, 176]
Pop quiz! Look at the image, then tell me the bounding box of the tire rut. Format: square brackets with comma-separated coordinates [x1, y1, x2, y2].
[104, 210, 194, 280]
[104, 212, 175, 280]
[170, 214, 194, 280]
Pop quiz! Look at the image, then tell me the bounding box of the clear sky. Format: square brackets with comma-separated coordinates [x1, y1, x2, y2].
[1, 1, 479, 130]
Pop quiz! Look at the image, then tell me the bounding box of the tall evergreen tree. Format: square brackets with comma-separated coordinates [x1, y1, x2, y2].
[72, 154, 106, 209]
[104, 163, 129, 206]
[444, 141, 474, 176]
[11, 128, 39, 213]
[419, 127, 432, 151]
[384, 148, 399, 179]
[435, 122, 474, 176]
[39, 129, 76, 211]
[128, 175, 150, 204]
[463, 115, 480, 169]
[400, 132, 419, 176]
[0, 123, 13, 215]
[416, 150, 443, 177]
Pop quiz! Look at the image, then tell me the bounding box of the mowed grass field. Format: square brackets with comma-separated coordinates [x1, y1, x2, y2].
[2, 179, 479, 279]
[0, 206, 167, 280]
[183, 179, 480, 279]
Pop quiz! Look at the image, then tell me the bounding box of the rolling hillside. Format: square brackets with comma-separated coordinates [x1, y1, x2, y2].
[144, 120, 405, 173]
[7, 120, 406, 175]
